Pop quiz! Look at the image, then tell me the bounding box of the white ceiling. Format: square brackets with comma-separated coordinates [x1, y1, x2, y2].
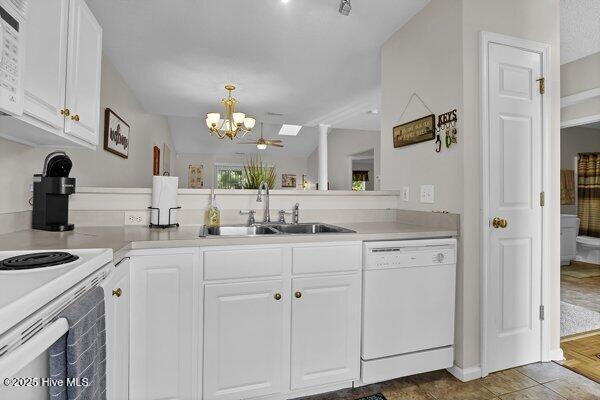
[85, 0, 429, 154]
[561, 0, 600, 64]
[170, 118, 319, 157]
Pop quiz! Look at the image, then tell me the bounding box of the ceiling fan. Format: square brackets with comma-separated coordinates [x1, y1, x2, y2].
[237, 123, 283, 150]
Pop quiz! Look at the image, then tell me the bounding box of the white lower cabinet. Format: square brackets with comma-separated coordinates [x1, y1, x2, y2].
[101, 258, 130, 400]
[129, 251, 200, 400]
[290, 275, 361, 389]
[203, 280, 285, 400]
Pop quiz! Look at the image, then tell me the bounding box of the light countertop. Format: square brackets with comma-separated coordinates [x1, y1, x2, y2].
[0, 222, 458, 261]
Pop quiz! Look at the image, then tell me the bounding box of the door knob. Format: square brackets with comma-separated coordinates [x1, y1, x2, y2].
[112, 288, 123, 297]
[492, 217, 508, 229]
[295, 291, 302, 299]
[71, 114, 80, 122]
[274, 293, 282, 301]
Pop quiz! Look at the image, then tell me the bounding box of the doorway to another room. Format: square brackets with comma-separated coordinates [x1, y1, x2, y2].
[350, 149, 375, 191]
[559, 118, 600, 382]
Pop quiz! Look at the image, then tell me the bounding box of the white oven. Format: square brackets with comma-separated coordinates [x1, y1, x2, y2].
[0, 0, 24, 116]
[0, 249, 113, 400]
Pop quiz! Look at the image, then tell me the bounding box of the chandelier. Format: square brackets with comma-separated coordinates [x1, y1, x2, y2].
[205, 85, 256, 140]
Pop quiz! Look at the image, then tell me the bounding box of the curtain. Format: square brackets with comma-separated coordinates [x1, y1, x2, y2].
[560, 169, 575, 205]
[352, 170, 369, 182]
[578, 153, 600, 237]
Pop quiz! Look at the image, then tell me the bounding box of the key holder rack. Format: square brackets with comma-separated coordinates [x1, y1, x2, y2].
[435, 109, 458, 153]
[148, 206, 181, 229]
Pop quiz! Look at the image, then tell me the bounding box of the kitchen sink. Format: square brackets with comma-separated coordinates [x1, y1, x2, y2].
[202, 223, 355, 237]
[205, 225, 279, 236]
[270, 223, 355, 234]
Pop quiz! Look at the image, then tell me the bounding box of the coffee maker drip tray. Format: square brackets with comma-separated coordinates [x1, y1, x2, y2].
[0, 252, 79, 270]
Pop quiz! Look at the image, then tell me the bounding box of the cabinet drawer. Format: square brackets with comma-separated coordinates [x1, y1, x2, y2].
[292, 244, 361, 275]
[204, 248, 284, 280]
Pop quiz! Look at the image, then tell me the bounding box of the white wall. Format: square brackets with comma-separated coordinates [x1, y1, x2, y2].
[0, 55, 175, 215]
[560, 126, 600, 214]
[307, 128, 381, 191]
[175, 153, 309, 189]
[381, 0, 561, 371]
[561, 52, 600, 123]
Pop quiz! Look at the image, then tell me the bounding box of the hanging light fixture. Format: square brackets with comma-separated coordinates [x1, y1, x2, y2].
[206, 85, 256, 140]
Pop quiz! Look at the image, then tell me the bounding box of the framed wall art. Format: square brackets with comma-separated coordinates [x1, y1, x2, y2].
[104, 108, 130, 158]
[392, 114, 435, 148]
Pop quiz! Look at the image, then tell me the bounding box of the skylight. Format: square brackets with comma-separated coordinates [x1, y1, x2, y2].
[278, 124, 303, 136]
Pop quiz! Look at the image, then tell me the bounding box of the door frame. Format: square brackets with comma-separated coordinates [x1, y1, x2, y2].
[479, 31, 552, 377]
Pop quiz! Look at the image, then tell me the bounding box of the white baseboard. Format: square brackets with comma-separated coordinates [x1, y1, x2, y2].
[548, 348, 564, 361]
[447, 364, 482, 382]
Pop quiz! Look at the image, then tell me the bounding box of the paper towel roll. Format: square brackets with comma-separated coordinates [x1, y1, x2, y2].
[151, 176, 179, 226]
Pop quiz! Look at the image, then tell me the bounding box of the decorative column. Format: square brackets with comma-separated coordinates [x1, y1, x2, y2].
[318, 124, 330, 191]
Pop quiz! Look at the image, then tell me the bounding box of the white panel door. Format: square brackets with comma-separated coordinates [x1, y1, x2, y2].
[65, 0, 102, 144]
[101, 259, 130, 400]
[290, 274, 361, 389]
[130, 253, 197, 400]
[486, 42, 543, 373]
[203, 280, 285, 400]
[21, 0, 68, 131]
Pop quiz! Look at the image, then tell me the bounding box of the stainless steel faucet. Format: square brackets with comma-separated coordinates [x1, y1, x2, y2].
[293, 203, 299, 224]
[256, 181, 271, 222]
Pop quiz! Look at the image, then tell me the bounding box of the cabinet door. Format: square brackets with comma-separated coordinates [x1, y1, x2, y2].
[291, 274, 361, 389]
[21, 0, 68, 132]
[130, 253, 197, 400]
[101, 258, 130, 400]
[65, 0, 102, 144]
[204, 280, 284, 400]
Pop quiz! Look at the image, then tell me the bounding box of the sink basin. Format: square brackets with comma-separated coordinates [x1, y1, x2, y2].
[270, 223, 355, 234]
[205, 225, 279, 236]
[203, 223, 355, 237]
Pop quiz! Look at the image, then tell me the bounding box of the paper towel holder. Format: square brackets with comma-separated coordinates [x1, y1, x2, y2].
[148, 206, 181, 229]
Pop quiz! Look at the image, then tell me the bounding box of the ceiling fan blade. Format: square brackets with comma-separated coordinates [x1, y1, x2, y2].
[269, 143, 284, 148]
[266, 139, 283, 143]
[236, 142, 258, 145]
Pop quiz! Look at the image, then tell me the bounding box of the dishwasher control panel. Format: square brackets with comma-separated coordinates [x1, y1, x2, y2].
[364, 239, 456, 270]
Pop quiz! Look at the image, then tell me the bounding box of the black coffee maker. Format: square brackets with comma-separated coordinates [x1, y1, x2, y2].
[32, 152, 76, 231]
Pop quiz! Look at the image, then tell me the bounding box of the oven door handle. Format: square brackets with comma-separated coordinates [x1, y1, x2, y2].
[0, 317, 69, 378]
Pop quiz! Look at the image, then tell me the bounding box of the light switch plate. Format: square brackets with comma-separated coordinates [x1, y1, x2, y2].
[420, 185, 434, 203]
[402, 186, 410, 201]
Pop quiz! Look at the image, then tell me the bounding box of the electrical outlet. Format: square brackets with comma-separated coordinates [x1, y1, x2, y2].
[28, 183, 33, 192]
[124, 211, 148, 226]
[420, 185, 435, 204]
[402, 186, 410, 201]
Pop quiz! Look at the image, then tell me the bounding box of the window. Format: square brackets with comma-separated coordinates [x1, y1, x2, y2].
[352, 170, 369, 191]
[215, 164, 244, 189]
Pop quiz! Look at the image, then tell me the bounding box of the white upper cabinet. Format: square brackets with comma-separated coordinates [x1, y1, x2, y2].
[65, 0, 102, 145]
[21, 0, 69, 132]
[0, 0, 102, 148]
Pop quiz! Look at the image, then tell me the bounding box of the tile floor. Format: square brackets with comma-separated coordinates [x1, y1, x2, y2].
[294, 362, 600, 400]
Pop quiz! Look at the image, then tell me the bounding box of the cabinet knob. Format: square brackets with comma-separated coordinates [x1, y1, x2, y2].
[71, 114, 80, 122]
[60, 108, 71, 117]
[295, 291, 302, 299]
[112, 288, 123, 297]
[274, 293, 282, 301]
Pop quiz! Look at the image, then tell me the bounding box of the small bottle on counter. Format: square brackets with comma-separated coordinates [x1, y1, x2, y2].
[205, 191, 221, 228]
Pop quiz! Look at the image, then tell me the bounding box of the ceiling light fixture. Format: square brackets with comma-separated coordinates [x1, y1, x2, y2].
[237, 123, 284, 150]
[339, 0, 351, 16]
[206, 85, 256, 140]
[278, 124, 302, 136]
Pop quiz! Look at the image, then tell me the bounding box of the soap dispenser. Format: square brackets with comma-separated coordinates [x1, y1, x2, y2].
[205, 190, 221, 228]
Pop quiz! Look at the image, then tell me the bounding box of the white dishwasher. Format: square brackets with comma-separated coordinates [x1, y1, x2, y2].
[361, 238, 457, 384]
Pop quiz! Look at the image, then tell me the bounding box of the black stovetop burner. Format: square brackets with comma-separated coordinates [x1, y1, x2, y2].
[0, 252, 79, 270]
